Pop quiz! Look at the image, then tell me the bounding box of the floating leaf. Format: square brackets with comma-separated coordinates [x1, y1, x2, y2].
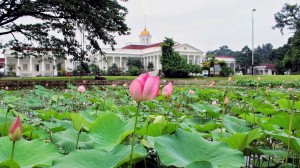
[52, 144, 147, 168]
[89, 113, 134, 151]
[152, 129, 244, 168]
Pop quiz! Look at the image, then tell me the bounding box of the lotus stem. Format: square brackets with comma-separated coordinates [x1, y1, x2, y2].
[130, 102, 140, 167]
[285, 97, 296, 167]
[10, 141, 16, 167]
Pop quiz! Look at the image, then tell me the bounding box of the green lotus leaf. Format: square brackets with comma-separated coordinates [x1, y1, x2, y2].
[223, 115, 251, 133]
[52, 144, 147, 168]
[152, 129, 244, 168]
[52, 128, 94, 151]
[225, 128, 263, 151]
[0, 137, 60, 168]
[89, 113, 134, 151]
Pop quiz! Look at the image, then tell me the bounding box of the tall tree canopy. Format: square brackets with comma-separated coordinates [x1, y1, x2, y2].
[273, 3, 300, 33]
[0, 0, 130, 61]
[236, 46, 260, 74]
[254, 43, 273, 63]
[206, 45, 239, 57]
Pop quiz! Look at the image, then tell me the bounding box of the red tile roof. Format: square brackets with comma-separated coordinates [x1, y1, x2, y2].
[122, 42, 163, 50]
[259, 63, 276, 69]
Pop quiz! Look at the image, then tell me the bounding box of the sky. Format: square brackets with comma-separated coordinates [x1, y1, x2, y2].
[114, 0, 299, 52]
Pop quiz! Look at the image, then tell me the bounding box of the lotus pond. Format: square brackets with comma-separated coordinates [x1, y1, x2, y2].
[0, 80, 300, 168]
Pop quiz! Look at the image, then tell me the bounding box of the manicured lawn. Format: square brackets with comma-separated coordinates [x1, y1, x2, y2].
[0, 75, 299, 82]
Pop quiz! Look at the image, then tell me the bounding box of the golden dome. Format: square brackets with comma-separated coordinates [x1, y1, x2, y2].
[140, 28, 150, 36]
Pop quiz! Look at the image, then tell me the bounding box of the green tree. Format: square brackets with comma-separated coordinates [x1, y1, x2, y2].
[282, 31, 300, 73]
[273, 3, 300, 33]
[89, 63, 100, 75]
[0, 0, 129, 62]
[255, 43, 273, 63]
[236, 46, 260, 74]
[161, 38, 191, 78]
[76, 62, 90, 75]
[126, 58, 143, 70]
[269, 42, 291, 74]
[107, 63, 121, 76]
[206, 45, 239, 57]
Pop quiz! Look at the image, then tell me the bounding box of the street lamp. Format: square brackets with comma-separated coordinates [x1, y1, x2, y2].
[252, 9, 256, 75]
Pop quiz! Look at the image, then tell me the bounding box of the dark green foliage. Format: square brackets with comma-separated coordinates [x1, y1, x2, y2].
[0, 0, 129, 62]
[107, 63, 121, 76]
[127, 66, 140, 76]
[282, 31, 300, 73]
[273, 3, 300, 33]
[190, 65, 202, 74]
[89, 63, 100, 75]
[235, 46, 260, 74]
[126, 58, 143, 70]
[147, 62, 154, 71]
[220, 67, 233, 77]
[206, 45, 239, 57]
[76, 62, 90, 75]
[161, 38, 191, 78]
[255, 44, 273, 63]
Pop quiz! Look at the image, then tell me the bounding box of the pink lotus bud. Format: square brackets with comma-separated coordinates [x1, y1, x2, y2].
[112, 83, 117, 88]
[163, 80, 166, 83]
[224, 96, 229, 105]
[209, 83, 214, 88]
[21, 90, 25, 96]
[83, 80, 86, 84]
[228, 77, 232, 82]
[212, 101, 217, 106]
[280, 85, 283, 89]
[162, 82, 174, 98]
[266, 89, 269, 94]
[77, 85, 86, 94]
[129, 72, 160, 102]
[9, 116, 22, 142]
[5, 86, 8, 90]
[189, 89, 194, 94]
[194, 78, 198, 81]
[45, 83, 48, 87]
[258, 76, 261, 81]
[123, 83, 128, 87]
[288, 88, 293, 92]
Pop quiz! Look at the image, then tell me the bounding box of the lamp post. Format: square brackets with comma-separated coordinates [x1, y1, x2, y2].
[252, 9, 256, 75]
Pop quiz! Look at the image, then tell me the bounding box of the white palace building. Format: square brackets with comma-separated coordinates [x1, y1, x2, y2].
[0, 28, 239, 77]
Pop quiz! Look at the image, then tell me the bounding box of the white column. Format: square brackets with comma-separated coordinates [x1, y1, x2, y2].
[53, 57, 57, 76]
[112, 56, 115, 65]
[4, 55, 7, 75]
[42, 58, 45, 75]
[29, 56, 33, 76]
[193, 55, 196, 64]
[120, 56, 122, 69]
[186, 55, 189, 63]
[156, 55, 159, 70]
[17, 57, 20, 76]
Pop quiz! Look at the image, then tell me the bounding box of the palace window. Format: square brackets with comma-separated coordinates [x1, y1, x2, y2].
[46, 64, 50, 71]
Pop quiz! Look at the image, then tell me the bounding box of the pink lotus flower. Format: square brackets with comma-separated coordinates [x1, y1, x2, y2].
[129, 72, 160, 102]
[162, 82, 174, 98]
[224, 96, 229, 105]
[9, 116, 22, 142]
[123, 83, 128, 87]
[209, 83, 214, 88]
[212, 101, 217, 106]
[5, 86, 8, 90]
[83, 80, 86, 84]
[78, 85, 86, 94]
[189, 89, 194, 94]
[280, 85, 283, 89]
[112, 83, 117, 88]
[288, 88, 293, 92]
